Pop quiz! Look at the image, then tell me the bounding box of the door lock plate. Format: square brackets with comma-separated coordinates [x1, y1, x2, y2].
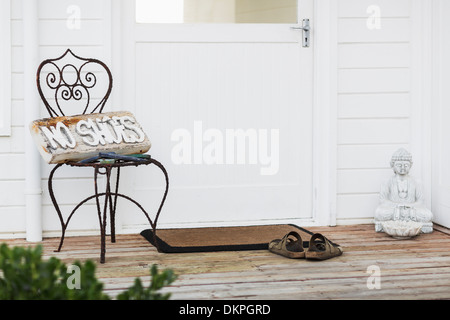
[291, 19, 310, 47]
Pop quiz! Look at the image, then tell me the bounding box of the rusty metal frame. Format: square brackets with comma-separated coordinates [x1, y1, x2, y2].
[36, 48, 113, 117]
[48, 158, 169, 263]
[37, 49, 169, 263]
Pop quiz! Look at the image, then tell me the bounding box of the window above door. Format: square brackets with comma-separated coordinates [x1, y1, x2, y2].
[136, 0, 298, 24]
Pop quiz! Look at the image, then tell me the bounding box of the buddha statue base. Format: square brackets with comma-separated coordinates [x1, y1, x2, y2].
[375, 221, 433, 234]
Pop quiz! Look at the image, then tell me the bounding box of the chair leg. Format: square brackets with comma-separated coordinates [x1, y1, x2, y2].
[94, 167, 110, 264]
[109, 167, 120, 243]
[147, 158, 170, 252]
[48, 163, 67, 253]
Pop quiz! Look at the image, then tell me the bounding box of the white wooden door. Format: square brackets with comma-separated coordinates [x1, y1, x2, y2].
[118, 0, 314, 230]
[432, 0, 450, 228]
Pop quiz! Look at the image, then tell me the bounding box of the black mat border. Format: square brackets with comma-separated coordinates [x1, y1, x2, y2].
[140, 224, 318, 253]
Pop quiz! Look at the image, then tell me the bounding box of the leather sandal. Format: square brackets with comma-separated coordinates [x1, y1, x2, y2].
[268, 231, 305, 259]
[306, 233, 343, 260]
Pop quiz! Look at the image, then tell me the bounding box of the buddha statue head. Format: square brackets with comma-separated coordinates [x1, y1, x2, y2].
[390, 148, 413, 176]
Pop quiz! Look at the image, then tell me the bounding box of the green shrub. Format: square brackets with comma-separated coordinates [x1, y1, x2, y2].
[0, 243, 176, 300]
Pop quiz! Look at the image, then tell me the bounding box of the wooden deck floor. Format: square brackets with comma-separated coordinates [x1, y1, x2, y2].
[2, 224, 450, 300]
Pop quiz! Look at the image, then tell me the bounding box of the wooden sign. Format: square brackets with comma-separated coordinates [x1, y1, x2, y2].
[29, 111, 151, 164]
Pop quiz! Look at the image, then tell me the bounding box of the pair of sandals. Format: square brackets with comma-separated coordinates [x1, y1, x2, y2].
[268, 231, 343, 260]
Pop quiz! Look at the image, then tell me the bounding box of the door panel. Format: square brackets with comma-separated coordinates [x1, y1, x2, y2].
[119, 0, 314, 229]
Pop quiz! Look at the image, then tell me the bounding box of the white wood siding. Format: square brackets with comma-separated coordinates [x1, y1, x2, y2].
[0, 0, 431, 237]
[0, 0, 112, 238]
[0, 1, 11, 136]
[336, 0, 414, 224]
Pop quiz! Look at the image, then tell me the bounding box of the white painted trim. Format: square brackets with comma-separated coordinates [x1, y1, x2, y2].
[312, 0, 338, 226]
[23, 0, 42, 242]
[421, 0, 433, 212]
[336, 217, 374, 226]
[411, 0, 433, 210]
[117, 217, 324, 234]
[110, 0, 124, 234]
[429, 0, 450, 228]
[430, 0, 444, 222]
[0, 0, 11, 136]
[111, 0, 122, 113]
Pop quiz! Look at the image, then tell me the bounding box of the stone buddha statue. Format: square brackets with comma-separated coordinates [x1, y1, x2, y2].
[374, 148, 433, 233]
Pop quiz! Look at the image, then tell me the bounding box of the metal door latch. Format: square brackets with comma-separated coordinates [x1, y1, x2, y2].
[291, 19, 310, 47]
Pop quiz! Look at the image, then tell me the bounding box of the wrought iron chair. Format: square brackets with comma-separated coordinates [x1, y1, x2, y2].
[36, 49, 168, 263]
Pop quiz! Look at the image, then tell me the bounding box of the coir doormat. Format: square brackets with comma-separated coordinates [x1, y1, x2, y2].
[140, 224, 315, 253]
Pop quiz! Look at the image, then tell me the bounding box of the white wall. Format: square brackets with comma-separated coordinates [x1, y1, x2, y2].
[431, 0, 450, 228]
[335, 0, 415, 225]
[0, 0, 435, 238]
[0, 1, 11, 136]
[0, 0, 112, 238]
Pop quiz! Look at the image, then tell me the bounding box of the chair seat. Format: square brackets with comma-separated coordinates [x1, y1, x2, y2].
[67, 158, 153, 168]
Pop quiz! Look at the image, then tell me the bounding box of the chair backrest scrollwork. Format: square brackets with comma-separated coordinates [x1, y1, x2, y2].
[36, 49, 113, 118]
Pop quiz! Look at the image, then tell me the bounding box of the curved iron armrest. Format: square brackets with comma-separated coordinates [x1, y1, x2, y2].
[48, 157, 169, 263]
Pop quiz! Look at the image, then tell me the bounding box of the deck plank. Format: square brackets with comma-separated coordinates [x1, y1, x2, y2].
[1, 224, 450, 300]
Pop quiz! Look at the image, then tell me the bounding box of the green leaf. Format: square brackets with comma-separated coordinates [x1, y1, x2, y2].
[0, 243, 176, 300]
